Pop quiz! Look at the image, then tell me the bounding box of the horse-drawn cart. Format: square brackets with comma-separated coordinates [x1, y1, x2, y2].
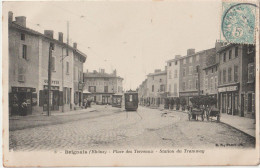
[188, 107, 205, 121]
[206, 107, 220, 122]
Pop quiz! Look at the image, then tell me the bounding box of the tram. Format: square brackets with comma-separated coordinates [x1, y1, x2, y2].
[124, 90, 138, 111]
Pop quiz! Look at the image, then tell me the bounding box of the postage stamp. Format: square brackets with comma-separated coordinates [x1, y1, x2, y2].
[221, 1, 257, 44]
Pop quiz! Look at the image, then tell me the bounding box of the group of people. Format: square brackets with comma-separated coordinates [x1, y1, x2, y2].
[83, 98, 92, 109]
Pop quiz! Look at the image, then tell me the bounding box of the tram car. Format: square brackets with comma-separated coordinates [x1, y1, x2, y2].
[112, 93, 123, 108]
[124, 90, 138, 111]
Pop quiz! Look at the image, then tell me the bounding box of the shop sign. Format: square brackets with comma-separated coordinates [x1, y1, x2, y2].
[218, 86, 238, 92]
[12, 87, 35, 92]
[44, 80, 60, 86]
[179, 92, 199, 97]
[44, 85, 60, 90]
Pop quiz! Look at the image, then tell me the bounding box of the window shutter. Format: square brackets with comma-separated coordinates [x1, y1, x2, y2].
[59, 91, 63, 106]
[252, 93, 255, 113]
[245, 94, 248, 113]
[39, 90, 43, 106]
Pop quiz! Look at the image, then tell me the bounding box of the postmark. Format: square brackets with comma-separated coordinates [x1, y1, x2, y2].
[221, 2, 257, 44]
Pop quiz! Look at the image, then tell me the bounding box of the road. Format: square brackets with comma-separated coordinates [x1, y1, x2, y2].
[9, 105, 255, 151]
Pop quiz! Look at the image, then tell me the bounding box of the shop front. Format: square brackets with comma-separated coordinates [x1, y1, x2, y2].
[9, 87, 36, 116]
[218, 84, 239, 115]
[179, 91, 202, 106]
[40, 85, 62, 111]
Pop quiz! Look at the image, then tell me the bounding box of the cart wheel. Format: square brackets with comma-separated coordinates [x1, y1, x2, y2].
[201, 115, 204, 121]
[217, 115, 220, 122]
[188, 114, 191, 121]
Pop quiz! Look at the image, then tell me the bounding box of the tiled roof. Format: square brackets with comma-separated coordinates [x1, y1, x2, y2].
[147, 70, 166, 76]
[10, 22, 87, 61]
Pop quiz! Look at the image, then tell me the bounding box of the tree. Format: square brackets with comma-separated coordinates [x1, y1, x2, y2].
[180, 97, 187, 110]
[175, 97, 180, 110]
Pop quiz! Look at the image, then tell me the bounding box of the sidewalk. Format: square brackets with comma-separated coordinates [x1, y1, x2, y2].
[220, 113, 255, 138]
[162, 108, 255, 138]
[9, 107, 97, 131]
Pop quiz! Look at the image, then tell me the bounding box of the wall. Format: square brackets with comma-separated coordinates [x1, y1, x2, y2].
[167, 59, 180, 97]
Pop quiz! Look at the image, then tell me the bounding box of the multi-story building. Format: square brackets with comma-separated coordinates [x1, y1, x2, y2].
[166, 55, 181, 98]
[73, 43, 86, 108]
[217, 44, 255, 118]
[83, 69, 123, 105]
[146, 69, 167, 107]
[179, 48, 216, 105]
[138, 79, 148, 105]
[8, 11, 87, 115]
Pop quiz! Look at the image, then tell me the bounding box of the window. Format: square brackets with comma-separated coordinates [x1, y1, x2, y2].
[152, 85, 154, 92]
[187, 57, 190, 64]
[89, 86, 96, 92]
[219, 70, 222, 84]
[160, 85, 164, 92]
[174, 83, 177, 93]
[223, 52, 226, 62]
[21, 33, 25, 41]
[22, 45, 27, 60]
[66, 62, 69, 74]
[247, 45, 254, 54]
[229, 50, 232, 60]
[168, 84, 171, 92]
[206, 70, 208, 75]
[215, 76, 218, 89]
[204, 78, 208, 90]
[182, 82, 185, 91]
[189, 80, 192, 89]
[189, 66, 193, 75]
[18, 66, 25, 82]
[196, 55, 199, 61]
[175, 61, 177, 65]
[183, 59, 186, 64]
[74, 67, 78, 80]
[212, 68, 214, 73]
[211, 77, 214, 90]
[174, 70, 178, 78]
[228, 67, 232, 82]
[169, 71, 172, 79]
[183, 68, 186, 76]
[104, 86, 108, 93]
[51, 56, 55, 71]
[129, 95, 133, 102]
[223, 69, 226, 83]
[235, 47, 238, 57]
[169, 62, 171, 66]
[195, 79, 198, 89]
[248, 93, 252, 112]
[159, 79, 162, 83]
[234, 65, 238, 82]
[215, 66, 218, 72]
[208, 77, 211, 91]
[248, 63, 254, 83]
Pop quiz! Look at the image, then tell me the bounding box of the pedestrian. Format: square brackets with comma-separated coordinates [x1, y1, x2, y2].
[84, 98, 88, 109]
[20, 99, 27, 116]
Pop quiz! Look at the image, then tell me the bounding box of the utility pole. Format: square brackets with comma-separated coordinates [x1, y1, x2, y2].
[197, 65, 200, 96]
[61, 21, 69, 112]
[48, 43, 53, 116]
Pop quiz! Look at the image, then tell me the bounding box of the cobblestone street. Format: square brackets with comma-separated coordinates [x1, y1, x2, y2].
[9, 105, 255, 151]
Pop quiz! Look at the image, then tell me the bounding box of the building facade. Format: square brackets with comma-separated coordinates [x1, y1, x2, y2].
[146, 69, 167, 107]
[83, 69, 123, 105]
[138, 79, 148, 106]
[178, 48, 216, 105]
[166, 55, 181, 98]
[217, 44, 255, 118]
[8, 12, 87, 116]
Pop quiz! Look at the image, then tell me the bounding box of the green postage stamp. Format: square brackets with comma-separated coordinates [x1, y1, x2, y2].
[221, 1, 257, 44]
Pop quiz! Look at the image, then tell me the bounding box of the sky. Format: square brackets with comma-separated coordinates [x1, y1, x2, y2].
[4, 0, 221, 90]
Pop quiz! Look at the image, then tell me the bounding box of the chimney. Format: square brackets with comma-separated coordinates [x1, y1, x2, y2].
[44, 30, 54, 39]
[15, 16, 26, 27]
[113, 69, 117, 76]
[215, 40, 224, 52]
[154, 69, 161, 73]
[58, 32, 63, 42]
[175, 55, 181, 59]
[101, 69, 105, 74]
[73, 42, 77, 49]
[8, 11, 13, 24]
[187, 48, 195, 56]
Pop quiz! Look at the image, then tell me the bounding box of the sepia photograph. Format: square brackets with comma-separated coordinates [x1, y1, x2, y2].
[2, 0, 259, 166]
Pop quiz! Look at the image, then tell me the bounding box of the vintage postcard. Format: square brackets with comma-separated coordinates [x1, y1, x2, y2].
[2, 0, 260, 166]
